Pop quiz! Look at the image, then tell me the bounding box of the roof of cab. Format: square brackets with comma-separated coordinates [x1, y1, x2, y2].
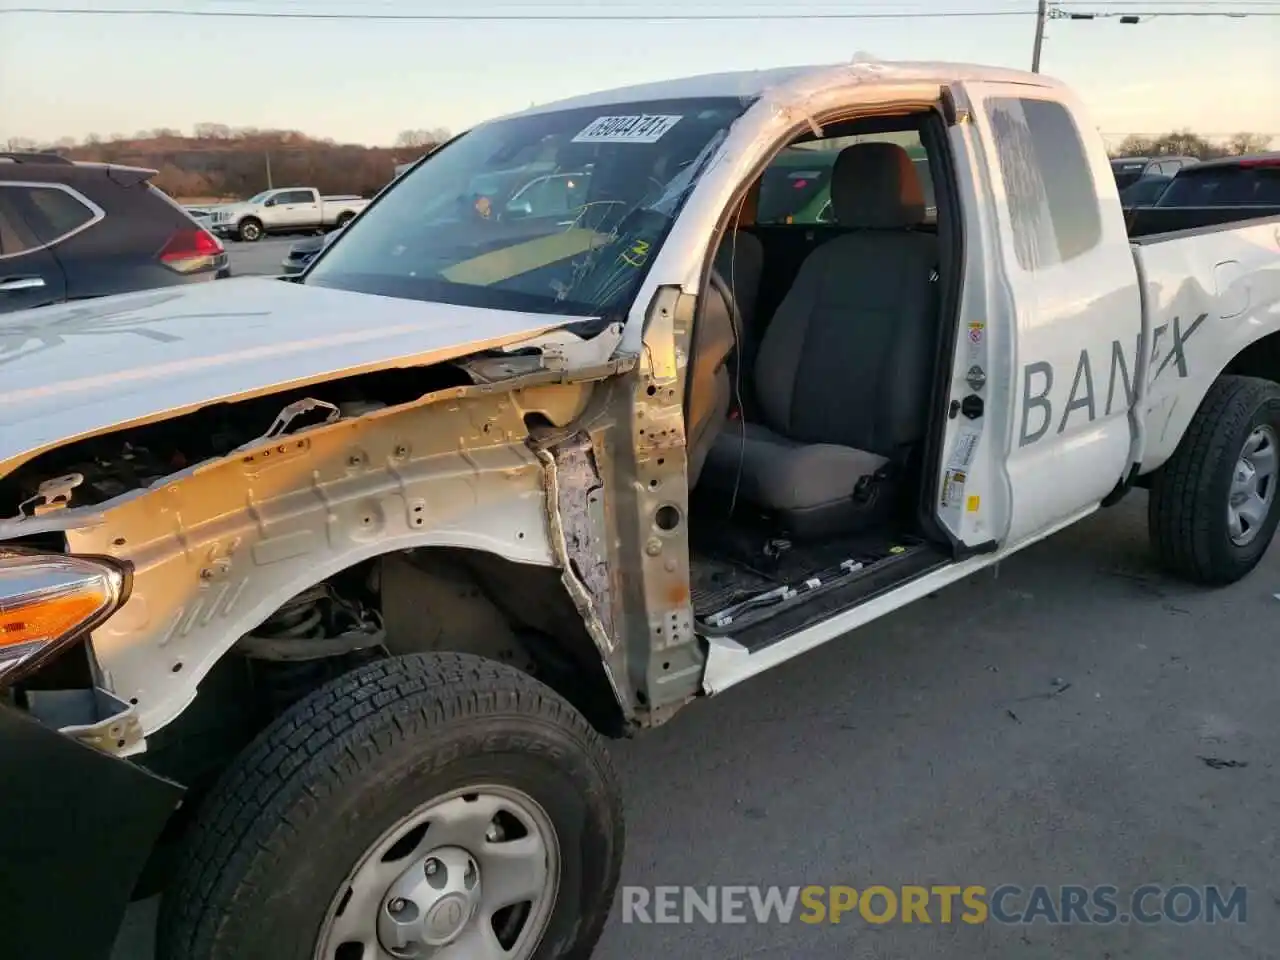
[501, 60, 1062, 120]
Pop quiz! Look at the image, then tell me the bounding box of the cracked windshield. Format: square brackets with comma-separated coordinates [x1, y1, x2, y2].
[305, 97, 749, 318]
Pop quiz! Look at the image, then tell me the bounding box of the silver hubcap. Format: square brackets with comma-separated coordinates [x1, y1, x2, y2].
[1228, 424, 1277, 546]
[316, 787, 559, 960]
[244, 224, 259, 240]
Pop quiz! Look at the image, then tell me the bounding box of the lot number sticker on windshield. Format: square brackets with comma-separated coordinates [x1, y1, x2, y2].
[572, 114, 682, 144]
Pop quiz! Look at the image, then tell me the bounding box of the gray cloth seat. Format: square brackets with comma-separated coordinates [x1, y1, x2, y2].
[700, 141, 939, 537]
[713, 230, 763, 339]
[686, 226, 763, 488]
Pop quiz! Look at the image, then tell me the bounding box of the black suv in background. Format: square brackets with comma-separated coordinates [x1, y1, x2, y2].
[0, 152, 229, 315]
[1110, 154, 1198, 189]
[1126, 152, 1280, 237]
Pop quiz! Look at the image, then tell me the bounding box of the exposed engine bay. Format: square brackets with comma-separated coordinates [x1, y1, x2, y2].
[0, 363, 474, 519]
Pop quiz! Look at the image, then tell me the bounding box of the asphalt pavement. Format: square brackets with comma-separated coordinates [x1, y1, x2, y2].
[113, 482, 1279, 959]
[221, 235, 298, 277]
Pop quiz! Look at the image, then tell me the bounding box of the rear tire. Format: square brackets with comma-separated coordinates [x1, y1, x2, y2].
[237, 218, 263, 242]
[1148, 375, 1280, 585]
[335, 211, 354, 229]
[156, 652, 625, 960]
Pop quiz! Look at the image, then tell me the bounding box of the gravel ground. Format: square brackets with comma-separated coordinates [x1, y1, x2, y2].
[114, 492, 1279, 960]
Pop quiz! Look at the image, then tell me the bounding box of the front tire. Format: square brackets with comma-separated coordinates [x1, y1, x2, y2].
[1149, 375, 1280, 585]
[156, 653, 625, 960]
[237, 218, 263, 242]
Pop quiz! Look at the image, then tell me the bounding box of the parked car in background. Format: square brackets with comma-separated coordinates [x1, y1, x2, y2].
[1109, 154, 1198, 189]
[0, 152, 228, 314]
[1118, 173, 1172, 210]
[209, 187, 371, 242]
[281, 224, 344, 275]
[183, 205, 216, 231]
[1126, 151, 1280, 236]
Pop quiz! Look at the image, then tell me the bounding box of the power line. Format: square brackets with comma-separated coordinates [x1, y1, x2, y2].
[0, 6, 1038, 19]
[5, 2, 1277, 18]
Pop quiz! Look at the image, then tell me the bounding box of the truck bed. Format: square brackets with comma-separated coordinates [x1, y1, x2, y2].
[1128, 213, 1280, 475]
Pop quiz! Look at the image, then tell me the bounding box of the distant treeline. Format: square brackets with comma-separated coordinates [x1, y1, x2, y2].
[5, 125, 1270, 201]
[3, 125, 450, 201]
[1108, 130, 1273, 160]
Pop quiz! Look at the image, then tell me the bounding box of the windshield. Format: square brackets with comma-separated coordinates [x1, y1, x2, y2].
[305, 97, 750, 318]
[245, 191, 272, 204]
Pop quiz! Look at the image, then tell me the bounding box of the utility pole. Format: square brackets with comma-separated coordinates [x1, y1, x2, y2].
[265, 150, 273, 189]
[1031, 0, 1048, 72]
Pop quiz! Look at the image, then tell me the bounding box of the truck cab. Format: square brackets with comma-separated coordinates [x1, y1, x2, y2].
[2, 61, 1278, 960]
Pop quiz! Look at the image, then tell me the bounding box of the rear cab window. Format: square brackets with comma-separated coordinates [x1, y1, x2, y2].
[983, 96, 1102, 270]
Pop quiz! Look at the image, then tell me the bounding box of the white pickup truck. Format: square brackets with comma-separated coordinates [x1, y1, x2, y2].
[208, 186, 370, 241]
[1, 60, 1278, 960]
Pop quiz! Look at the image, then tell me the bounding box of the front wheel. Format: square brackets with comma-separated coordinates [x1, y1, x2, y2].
[1149, 374, 1280, 585]
[237, 218, 263, 242]
[156, 653, 625, 960]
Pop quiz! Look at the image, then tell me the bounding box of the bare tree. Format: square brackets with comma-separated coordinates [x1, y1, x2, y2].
[194, 122, 232, 140]
[395, 128, 450, 149]
[1226, 132, 1272, 156]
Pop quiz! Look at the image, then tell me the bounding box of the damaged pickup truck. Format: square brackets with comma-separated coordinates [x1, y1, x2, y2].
[2, 61, 1279, 960]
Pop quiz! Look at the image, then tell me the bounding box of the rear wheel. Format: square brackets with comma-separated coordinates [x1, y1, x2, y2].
[335, 211, 355, 229]
[156, 652, 625, 960]
[237, 218, 263, 242]
[1149, 375, 1280, 585]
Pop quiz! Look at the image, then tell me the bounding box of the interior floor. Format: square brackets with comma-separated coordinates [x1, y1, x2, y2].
[686, 494, 934, 637]
[690, 525, 926, 618]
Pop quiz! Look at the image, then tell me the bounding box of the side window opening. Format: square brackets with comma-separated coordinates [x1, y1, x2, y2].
[755, 131, 937, 227]
[984, 96, 1102, 270]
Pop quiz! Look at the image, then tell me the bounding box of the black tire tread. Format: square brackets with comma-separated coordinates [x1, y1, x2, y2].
[1149, 374, 1280, 584]
[157, 652, 624, 960]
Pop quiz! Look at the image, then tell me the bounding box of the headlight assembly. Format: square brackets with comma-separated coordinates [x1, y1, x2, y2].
[0, 549, 131, 686]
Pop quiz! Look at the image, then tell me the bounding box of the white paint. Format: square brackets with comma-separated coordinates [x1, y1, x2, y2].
[0, 278, 578, 477]
[1134, 219, 1280, 471]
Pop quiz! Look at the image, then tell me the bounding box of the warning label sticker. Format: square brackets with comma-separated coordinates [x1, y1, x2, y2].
[572, 114, 682, 144]
[941, 469, 966, 508]
[947, 429, 979, 471]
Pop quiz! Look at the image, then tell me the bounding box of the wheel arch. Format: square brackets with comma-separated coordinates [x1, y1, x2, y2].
[1139, 327, 1280, 481]
[1223, 328, 1280, 385]
[102, 535, 629, 745]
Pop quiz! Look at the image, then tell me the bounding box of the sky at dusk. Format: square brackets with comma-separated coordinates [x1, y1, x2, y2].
[1, 1, 1277, 149]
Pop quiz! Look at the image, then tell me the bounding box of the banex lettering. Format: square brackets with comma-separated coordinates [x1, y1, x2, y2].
[1019, 313, 1207, 447]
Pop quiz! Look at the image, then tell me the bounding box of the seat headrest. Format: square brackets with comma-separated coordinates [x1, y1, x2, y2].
[830, 142, 926, 229]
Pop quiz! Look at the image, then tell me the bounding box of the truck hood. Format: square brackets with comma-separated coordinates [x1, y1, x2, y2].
[0, 277, 577, 477]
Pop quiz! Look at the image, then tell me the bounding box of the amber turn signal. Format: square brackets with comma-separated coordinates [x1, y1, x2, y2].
[0, 550, 130, 685]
